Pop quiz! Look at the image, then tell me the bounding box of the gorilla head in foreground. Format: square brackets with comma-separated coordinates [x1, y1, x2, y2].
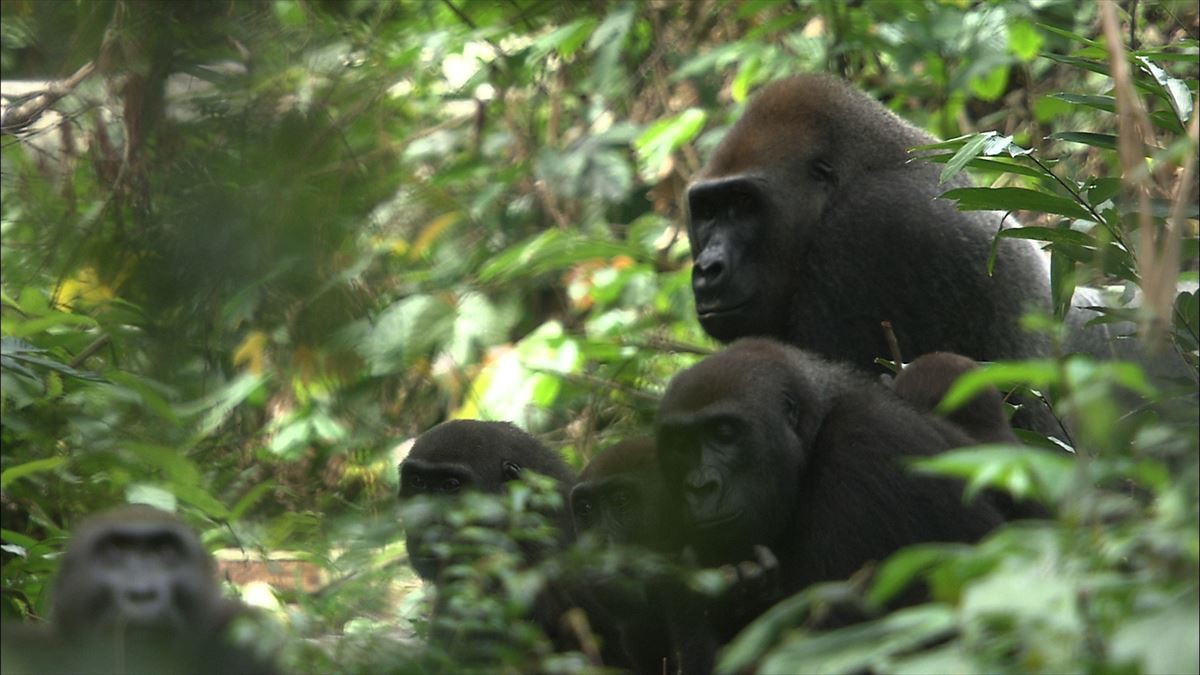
[3, 505, 276, 675]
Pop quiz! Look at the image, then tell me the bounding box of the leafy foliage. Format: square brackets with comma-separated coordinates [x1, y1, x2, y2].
[2, 0, 1196, 672]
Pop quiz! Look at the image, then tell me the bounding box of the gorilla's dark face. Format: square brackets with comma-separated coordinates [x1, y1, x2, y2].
[655, 341, 809, 565]
[53, 506, 222, 639]
[570, 439, 668, 551]
[686, 118, 837, 344]
[398, 420, 575, 581]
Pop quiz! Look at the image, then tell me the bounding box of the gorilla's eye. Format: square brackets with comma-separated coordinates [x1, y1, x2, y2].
[410, 475, 426, 489]
[440, 477, 462, 493]
[95, 539, 125, 566]
[502, 461, 522, 480]
[810, 159, 835, 183]
[713, 420, 739, 443]
[575, 500, 592, 516]
[148, 535, 184, 564]
[612, 491, 630, 513]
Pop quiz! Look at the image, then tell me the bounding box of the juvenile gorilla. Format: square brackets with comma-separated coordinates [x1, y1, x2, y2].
[685, 74, 1118, 435]
[655, 339, 1006, 644]
[2, 505, 275, 675]
[398, 420, 578, 653]
[571, 438, 678, 672]
[892, 351, 1020, 445]
[572, 437, 671, 549]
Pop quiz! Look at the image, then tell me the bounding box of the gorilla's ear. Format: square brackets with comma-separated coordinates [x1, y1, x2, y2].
[502, 461, 522, 480]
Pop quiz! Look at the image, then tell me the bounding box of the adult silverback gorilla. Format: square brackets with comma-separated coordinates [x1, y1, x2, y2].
[1, 505, 276, 675]
[655, 339, 1005, 650]
[686, 74, 1106, 434]
[398, 420, 579, 654]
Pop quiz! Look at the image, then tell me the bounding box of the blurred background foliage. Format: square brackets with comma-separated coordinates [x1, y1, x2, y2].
[1, 0, 1197, 672]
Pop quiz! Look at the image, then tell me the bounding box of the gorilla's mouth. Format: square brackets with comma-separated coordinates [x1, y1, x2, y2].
[690, 510, 742, 531]
[695, 300, 748, 319]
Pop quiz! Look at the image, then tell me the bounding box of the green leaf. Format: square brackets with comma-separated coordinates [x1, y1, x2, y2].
[912, 445, 1075, 505]
[1110, 595, 1200, 675]
[938, 359, 1060, 411]
[1041, 53, 1109, 77]
[1008, 20, 1043, 61]
[938, 133, 991, 184]
[922, 153, 1046, 179]
[718, 586, 822, 674]
[231, 481, 277, 521]
[941, 187, 1093, 221]
[126, 484, 178, 512]
[530, 18, 597, 60]
[3, 312, 99, 338]
[1036, 23, 1101, 48]
[1048, 131, 1119, 152]
[754, 605, 958, 675]
[0, 457, 66, 489]
[479, 230, 631, 283]
[586, 3, 634, 53]
[172, 483, 231, 520]
[869, 545, 965, 607]
[997, 226, 1099, 248]
[635, 108, 707, 182]
[1135, 55, 1195, 126]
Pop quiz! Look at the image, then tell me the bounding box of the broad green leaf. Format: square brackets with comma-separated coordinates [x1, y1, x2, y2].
[4, 312, 98, 338]
[869, 544, 965, 607]
[1042, 53, 1109, 77]
[1110, 596, 1200, 675]
[938, 359, 1060, 411]
[998, 226, 1100, 248]
[173, 483, 231, 520]
[479, 230, 631, 283]
[530, 18, 597, 60]
[0, 457, 66, 489]
[126, 484, 178, 512]
[912, 445, 1075, 505]
[1048, 131, 1120, 152]
[1007, 20, 1043, 61]
[938, 133, 991, 183]
[1036, 23, 1101, 47]
[754, 605, 958, 675]
[1136, 55, 1194, 125]
[1052, 93, 1116, 113]
[922, 153, 1046, 179]
[635, 108, 707, 182]
[941, 187, 1093, 221]
[231, 481, 277, 521]
[586, 2, 634, 52]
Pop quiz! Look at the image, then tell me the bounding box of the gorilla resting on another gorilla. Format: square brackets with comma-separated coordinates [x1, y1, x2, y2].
[892, 351, 1021, 445]
[655, 339, 1007, 659]
[684, 73, 1134, 436]
[1, 505, 276, 675]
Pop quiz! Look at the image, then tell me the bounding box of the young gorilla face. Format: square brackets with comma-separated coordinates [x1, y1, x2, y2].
[10, 505, 279, 675]
[656, 338, 1004, 581]
[398, 419, 575, 581]
[570, 437, 665, 548]
[656, 341, 815, 566]
[891, 351, 1019, 445]
[53, 505, 224, 639]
